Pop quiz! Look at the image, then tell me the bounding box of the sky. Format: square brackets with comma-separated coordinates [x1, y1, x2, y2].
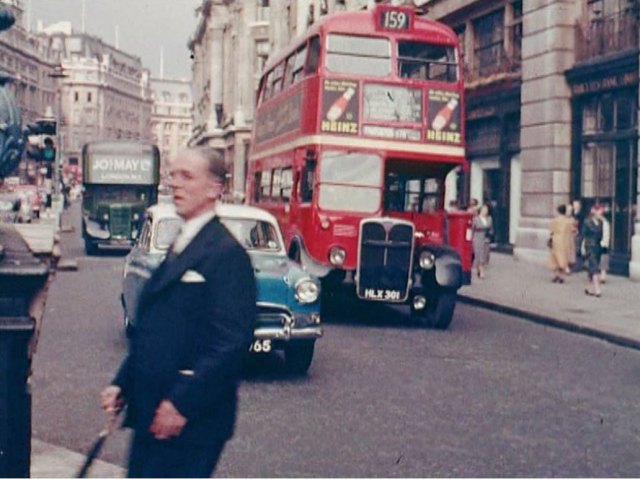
[27, 0, 202, 80]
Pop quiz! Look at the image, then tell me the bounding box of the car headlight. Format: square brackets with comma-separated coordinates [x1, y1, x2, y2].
[295, 278, 320, 304]
[133, 213, 140, 221]
[102, 213, 109, 221]
[328, 246, 346, 266]
[419, 251, 435, 270]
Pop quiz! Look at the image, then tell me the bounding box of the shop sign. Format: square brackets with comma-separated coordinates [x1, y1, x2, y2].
[572, 71, 639, 95]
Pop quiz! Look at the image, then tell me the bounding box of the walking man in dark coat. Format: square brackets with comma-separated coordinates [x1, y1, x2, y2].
[101, 147, 256, 477]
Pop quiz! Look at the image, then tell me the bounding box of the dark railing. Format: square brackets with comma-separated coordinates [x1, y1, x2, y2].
[464, 46, 521, 84]
[575, 9, 639, 62]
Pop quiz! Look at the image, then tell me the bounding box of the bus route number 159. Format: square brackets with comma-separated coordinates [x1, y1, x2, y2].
[380, 9, 411, 31]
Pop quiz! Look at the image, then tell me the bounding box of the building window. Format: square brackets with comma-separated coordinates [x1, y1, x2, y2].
[74, 91, 79, 102]
[509, 0, 522, 66]
[255, 40, 269, 76]
[256, 0, 270, 22]
[87, 92, 92, 102]
[473, 9, 505, 77]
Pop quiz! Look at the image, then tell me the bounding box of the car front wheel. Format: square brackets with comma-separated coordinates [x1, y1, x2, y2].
[284, 340, 315, 375]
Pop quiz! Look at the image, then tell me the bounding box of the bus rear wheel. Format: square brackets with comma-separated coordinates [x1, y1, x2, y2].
[411, 290, 457, 330]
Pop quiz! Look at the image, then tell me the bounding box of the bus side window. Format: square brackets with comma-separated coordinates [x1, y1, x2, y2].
[272, 62, 284, 96]
[305, 36, 321, 75]
[263, 70, 274, 100]
[300, 160, 316, 203]
[292, 45, 308, 84]
[281, 167, 293, 201]
[260, 170, 272, 200]
[272, 168, 282, 202]
[257, 76, 267, 104]
[253, 172, 261, 202]
[284, 53, 296, 86]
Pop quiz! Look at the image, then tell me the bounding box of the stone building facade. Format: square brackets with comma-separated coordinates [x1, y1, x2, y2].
[37, 24, 153, 169]
[426, 0, 639, 279]
[150, 77, 193, 180]
[189, 0, 639, 278]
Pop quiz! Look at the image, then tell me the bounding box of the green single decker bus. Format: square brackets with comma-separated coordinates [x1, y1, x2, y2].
[81, 140, 160, 255]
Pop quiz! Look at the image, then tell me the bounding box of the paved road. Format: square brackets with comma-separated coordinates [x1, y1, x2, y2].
[31, 203, 640, 477]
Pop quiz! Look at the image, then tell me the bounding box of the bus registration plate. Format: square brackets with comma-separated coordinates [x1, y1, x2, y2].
[363, 288, 402, 302]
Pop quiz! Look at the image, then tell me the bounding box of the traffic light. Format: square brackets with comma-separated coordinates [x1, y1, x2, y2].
[42, 137, 56, 163]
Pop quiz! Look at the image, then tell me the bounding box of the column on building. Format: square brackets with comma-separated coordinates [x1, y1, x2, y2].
[210, 14, 225, 131]
[514, 1, 577, 262]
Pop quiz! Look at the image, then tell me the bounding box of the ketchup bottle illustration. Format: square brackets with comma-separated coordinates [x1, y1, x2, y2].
[431, 98, 458, 131]
[326, 87, 356, 121]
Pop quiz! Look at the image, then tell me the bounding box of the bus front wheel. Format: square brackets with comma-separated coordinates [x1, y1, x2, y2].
[84, 239, 98, 255]
[411, 290, 457, 330]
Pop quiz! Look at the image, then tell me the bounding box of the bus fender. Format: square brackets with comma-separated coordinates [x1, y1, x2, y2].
[290, 236, 332, 278]
[417, 245, 462, 289]
[434, 253, 462, 289]
[82, 216, 110, 240]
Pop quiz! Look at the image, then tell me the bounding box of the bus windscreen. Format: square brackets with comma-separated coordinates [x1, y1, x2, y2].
[326, 34, 391, 76]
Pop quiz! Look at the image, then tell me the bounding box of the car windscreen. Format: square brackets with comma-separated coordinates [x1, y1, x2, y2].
[154, 218, 183, 250]
[221, 217, 282, 252]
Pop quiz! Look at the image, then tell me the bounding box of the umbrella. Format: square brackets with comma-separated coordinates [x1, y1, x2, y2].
[76, 411, 121, 478]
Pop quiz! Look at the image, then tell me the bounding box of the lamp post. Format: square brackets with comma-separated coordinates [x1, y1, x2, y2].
[48, 65, 68, 205]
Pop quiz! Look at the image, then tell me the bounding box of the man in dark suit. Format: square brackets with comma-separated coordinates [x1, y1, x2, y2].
[102, 147, 256, 477]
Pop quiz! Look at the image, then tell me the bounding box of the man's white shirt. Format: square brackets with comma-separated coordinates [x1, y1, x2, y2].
[172, 209, 216, 254]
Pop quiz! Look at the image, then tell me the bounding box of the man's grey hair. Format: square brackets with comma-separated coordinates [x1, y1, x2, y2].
[186, 146, 227, 182]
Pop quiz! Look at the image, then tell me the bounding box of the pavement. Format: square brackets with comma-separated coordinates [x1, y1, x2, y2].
[457, 252, 639, 350]
[27, 241, 638, 477]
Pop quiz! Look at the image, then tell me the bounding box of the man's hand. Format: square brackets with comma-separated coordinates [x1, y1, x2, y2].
[150, 400, 187, 440]
[101, 385, 124, 415]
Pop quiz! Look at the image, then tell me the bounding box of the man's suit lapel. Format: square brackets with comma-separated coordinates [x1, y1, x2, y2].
[142, 217, 221, 300]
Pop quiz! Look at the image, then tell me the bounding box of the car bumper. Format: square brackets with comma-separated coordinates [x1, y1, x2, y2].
[254, 305, 322, 341]
[254, 324, 323, 341]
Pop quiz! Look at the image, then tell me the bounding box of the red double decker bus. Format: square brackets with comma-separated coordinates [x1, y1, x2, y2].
[247, 5, 472, 329]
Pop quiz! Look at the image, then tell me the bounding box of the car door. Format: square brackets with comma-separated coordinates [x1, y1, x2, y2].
[122, 217, 153, 324]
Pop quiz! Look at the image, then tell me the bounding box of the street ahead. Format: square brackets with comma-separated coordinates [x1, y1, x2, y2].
[32, 203, 640, 477]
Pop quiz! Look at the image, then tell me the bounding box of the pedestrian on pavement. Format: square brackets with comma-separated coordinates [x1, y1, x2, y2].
[583, 204, 604, 297]
[101, 147, 257, 478]
[564, 203, 576, 272]
[599, 203, 611, 283]
[467, 198, 480, 214]
[547, 204, 573, 283]
[571, 198, 585, 272]
[472, 203, 493, 279]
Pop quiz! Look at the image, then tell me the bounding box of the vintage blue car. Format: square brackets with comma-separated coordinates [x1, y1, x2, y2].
[121, 202, 323, 374]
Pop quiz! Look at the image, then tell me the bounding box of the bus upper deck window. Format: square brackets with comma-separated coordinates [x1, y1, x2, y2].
[305, 36, 321, 75]
[326, 34, 391, 76]
[398, 41, 458, 82]
[292, 45, 308, 84]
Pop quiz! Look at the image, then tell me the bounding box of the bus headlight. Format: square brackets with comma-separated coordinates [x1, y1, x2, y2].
[329, 246, 346, 266]
[295, 278, 320, 304]
[419, 251, 435, 270]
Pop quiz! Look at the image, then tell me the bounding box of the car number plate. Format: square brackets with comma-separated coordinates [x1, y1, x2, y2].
[249, 339, 272, 353]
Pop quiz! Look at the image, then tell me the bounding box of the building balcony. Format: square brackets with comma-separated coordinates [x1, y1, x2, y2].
[464, 47, 521, 88]
[575, 9, 639, 63]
